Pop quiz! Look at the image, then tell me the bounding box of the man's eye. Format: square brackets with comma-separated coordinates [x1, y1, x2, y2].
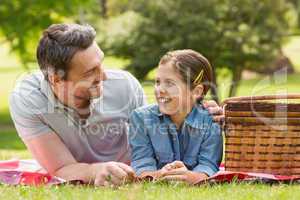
[155, 80, 160, 85]
[85, 71, 94, 77]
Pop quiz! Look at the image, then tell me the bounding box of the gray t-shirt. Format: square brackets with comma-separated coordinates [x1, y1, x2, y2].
[9, 69, 146, 163]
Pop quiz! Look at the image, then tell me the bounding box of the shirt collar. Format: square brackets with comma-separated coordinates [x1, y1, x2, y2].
[40, 78, 74, 112]
[41, 79, 99, 127]
[184, 104, 209, 129]
[150, 103, 209, 129]
[149, 105, 164, 117]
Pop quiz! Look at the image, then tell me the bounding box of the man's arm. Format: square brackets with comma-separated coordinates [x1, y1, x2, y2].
[24, 132, 92, 182]
[9, 91, 134, 186]
[24, 132, 135, 186]
[203, 100, 224, 123]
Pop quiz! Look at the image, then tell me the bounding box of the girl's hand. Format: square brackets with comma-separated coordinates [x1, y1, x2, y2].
[161, 160, 186, 171]
[161, 161, 209, 185]
[139, 161, 187, 180]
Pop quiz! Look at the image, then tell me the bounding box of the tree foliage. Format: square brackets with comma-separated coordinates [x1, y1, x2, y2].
[103, 0, 296, 100]
[0, 0, 299, 100]
[0, 0, 94, 68]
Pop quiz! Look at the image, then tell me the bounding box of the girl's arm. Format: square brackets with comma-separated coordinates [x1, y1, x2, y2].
[193, 122, 223, 176]
[128, 110, 158, 176]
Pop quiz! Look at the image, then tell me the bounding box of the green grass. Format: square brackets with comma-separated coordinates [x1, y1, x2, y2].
[0, 182, 300, 200]
[237, 74, 299, 96]
[1, 128, 300, 200]
[0, 130, 26, 150]
[0, 129, 30, 159]
[283, 36, 300, 72]
[216, 73, 300, 101]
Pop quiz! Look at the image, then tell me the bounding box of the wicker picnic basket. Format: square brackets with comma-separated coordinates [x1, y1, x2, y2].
[223, 94, 300, 175]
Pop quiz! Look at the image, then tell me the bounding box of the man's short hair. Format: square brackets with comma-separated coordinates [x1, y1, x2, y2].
[37, 23, 96, 80]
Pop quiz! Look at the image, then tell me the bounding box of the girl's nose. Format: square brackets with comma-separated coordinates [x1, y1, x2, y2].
[156, 84, 167, 94]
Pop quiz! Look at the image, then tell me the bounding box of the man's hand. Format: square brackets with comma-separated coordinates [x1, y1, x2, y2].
[203, 100, 224, 123]
[91, 161, 135, 187]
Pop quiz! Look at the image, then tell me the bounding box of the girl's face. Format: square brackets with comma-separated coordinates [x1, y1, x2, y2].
[154, 61, 198, 117]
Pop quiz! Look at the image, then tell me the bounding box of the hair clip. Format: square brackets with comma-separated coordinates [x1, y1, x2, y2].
[193, 69, 204, 84]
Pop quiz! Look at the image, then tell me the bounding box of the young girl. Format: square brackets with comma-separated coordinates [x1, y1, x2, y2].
[129, 49, 223, 184]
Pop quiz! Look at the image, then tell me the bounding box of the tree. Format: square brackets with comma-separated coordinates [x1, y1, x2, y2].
[104, 0, 295, 101]
[99, 0, 107, 18]
[288, 0, 300, 28]
[0, 0, 94, 69]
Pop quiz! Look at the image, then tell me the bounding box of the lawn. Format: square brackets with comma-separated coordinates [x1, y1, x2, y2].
[0, 37, 299, 199]
[1, 182, 300, 200]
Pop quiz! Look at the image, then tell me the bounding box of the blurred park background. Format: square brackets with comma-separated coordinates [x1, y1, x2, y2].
[0, 0, 300, 198]
[0, 0, 299, 160]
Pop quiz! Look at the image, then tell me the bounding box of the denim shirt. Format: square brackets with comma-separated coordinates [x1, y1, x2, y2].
[129, 104, 223, 176]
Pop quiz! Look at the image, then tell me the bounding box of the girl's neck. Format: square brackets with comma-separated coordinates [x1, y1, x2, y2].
[170, 106, 194, 129]
[170, 113, 186, 129]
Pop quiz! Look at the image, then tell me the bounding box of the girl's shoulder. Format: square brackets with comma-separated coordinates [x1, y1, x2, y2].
[131, 104, 162, 118]
[184, 104, 215, 129]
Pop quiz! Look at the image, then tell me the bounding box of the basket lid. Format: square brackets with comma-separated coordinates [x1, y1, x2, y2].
[222, 94, 300, 105]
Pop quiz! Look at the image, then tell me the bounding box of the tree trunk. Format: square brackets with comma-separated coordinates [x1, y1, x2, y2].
[210, 65, 219, 103]
[78, 7, 86, 24]
[297, 0, 300, 28]
[228, 67, 242, 97]
[99, 0, 107, 19]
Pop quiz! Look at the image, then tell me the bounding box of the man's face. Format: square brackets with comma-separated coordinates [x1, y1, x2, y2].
[53, 42, 107, 111]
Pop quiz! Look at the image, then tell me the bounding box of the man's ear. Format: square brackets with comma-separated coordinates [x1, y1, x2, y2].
[48, 73, 62, 86]
[192, 84, 204, 101]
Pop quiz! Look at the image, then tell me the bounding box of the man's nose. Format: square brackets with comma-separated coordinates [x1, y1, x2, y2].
[101, 71, 107, 81]
[95, 69, 107, 83]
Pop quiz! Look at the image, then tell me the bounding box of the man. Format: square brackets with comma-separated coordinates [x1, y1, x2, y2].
[9, 23, 223, 186]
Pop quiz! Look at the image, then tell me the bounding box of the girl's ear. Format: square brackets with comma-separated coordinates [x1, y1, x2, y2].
[192, 84, 204, 101]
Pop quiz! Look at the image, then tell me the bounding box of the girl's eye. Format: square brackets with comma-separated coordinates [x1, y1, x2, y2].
[165, 80, 175, 87]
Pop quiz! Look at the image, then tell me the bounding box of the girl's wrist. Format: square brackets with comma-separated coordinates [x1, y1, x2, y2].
[140, 170, 162, 180]
[186, 171, 208, 185]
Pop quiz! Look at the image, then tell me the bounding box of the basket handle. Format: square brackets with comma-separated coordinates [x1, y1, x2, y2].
[222, 94, 300, 105]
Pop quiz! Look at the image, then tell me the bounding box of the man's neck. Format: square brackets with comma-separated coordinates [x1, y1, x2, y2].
[51, 85, 91, 119]
[77, 107, 91, 119]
